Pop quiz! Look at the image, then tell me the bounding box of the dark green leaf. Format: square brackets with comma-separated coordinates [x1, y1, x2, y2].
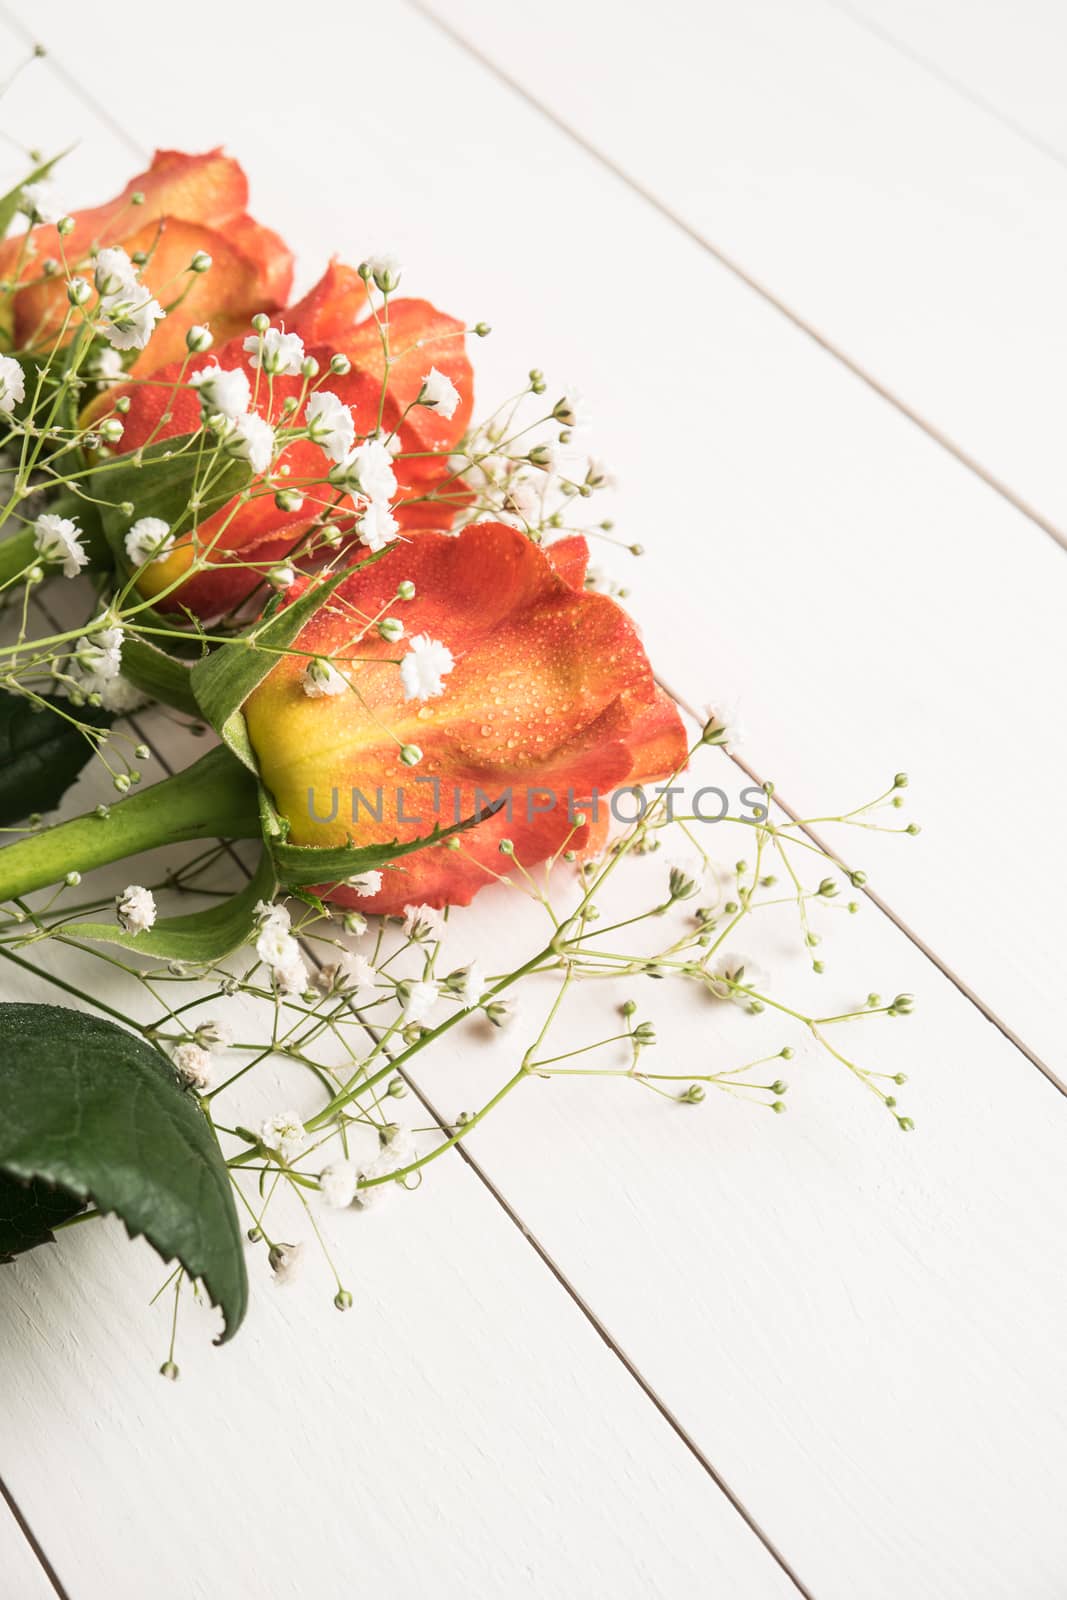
[0, 1003, 247, 1342]
[0, 689, 111, 826]
[0, 1171, 85, 1261]
[72, 850, 276, 961]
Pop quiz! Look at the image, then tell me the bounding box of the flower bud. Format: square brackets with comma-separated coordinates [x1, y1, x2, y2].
[268, 563, 296, 590]
[396, 580, 416, 601]
[251, 311, 270, 333]
[274, 488, 304, 513]
[399, 743, 423, 766]
[330, 352, 352, 375]
[377, 616, 404, 643]
[67, 276, 91, 306]
[186, 324, 213, 353]
[98, 418, 124, 443]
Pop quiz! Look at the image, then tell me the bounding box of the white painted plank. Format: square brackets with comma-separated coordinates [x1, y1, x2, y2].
[421, 0, 1067, 540]
[2, 9, 1066, 1600]
[0, 654, 793, 1597]
[0, 1501, 55, 1600]
[835, 0, 1067, 166]
[11, 0, 1064, 1072]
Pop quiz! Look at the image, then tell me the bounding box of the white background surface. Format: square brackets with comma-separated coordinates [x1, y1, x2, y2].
[0, 3, 1064, 1597]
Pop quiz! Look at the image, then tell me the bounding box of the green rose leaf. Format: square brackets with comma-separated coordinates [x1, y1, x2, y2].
[0, 688, 111, 826]
[0, 1003, 247, 1342]
[118, 634, 199, 716]
[0, 1171, 85, 1260]
[72, 849, 276, 961]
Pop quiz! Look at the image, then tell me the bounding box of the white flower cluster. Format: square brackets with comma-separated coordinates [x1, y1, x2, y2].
[254, 899, 310, 996]
[90, 247, 164, 352]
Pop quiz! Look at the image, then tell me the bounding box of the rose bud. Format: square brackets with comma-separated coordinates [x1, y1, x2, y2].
[0, 149, 292, 373]
[243, 523, 688, 913]
[97, 261, 473, 618]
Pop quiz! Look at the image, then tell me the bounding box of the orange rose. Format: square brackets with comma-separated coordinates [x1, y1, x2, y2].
[1, 148, 292, 371]
[105, 261, 473, 617]
[243, 523, 688, 913]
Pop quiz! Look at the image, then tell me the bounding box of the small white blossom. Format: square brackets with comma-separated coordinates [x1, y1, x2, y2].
[256, 921, 301, 971]
[708, 952, 768, 1005]
[172, 1042, 212, 1091]
[401, 978, 438, 1025]
[115, 884, 156, 934]
[503, 477, 543, 522]
[0, 354, 25, 413]
[228, 412, 275, 474]
[93, 247, 138, 298]
[334, 437, 397, 504]
[318, 1161, 358, 1209]
[194, 1019, 232, 1049]
[554, 383, 591, 431]
[18, 181, 57, 224]
[124, 516, 173, 567]
[365, 253, 403, 292]
[260, 1110, 308, 1164]
[400, 634, 454, 701]
[34, 513, 87, 579]
[419, 366, 460, 419]
[95, 673, 149, 713]
[306, 389, 355, 463]
[347, 870, 383, 898]
[302, 657, 348, 698]
[243, 326, 304, 376]
[452, 961, 489, 1004]
[702, 698, 746, 753]
[356, 500, 398, 552]
[72, 626, 124, 684]
[403, 904, 446, 941]
[255, 899, 291, 935]
[268, 1241, 303, 1284]
[273, 951, 310, 996]
[355, 1128, 416, 1208]
[190, 362, 251, 420]
[87, 346, 124, 384]
[342, 951, 378, 999]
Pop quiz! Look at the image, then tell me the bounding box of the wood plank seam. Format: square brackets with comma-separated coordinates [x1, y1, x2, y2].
[659, 677, 1067, 1100]
[0, 1473, 70, 1600]
[406, 0, 1067, 559]
[824, 0, 1067, 174]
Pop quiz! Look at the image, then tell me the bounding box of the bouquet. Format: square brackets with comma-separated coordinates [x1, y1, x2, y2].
[0, 148, 918, 1368]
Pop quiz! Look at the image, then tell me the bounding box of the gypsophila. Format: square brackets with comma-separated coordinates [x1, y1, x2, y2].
[228, 412, 275, 474]
[190, 362, 251, 420]
[243, 326, 304, 376]
[400, 979, 438, 1025]
[124, 517, 174, 567]
[355, 1128, 417, 1208]
[403, 904, 446, 941]
[347, 870, 383, 898]
[115, 884, 156, 934]
[420, 366, 461, 419]
[268, 1242, 303, 1284]
[302, 657, 348, 697]
[305, 389, 355, 463]
[0, 354, 25, 413]
[708, 952, 768, 1005]
[318, 1162, 358, 1209]
[400, 635, 455, 701]
[172, 1042, 212, 1091]
[33, 514, 87, 579]
[356, 499, 399, 552]
[260, 1111, 308, 1165]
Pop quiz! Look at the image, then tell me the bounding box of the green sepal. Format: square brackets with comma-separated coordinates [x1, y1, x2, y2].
[70, 849, 276, 962]
[269, 808, 500, 890]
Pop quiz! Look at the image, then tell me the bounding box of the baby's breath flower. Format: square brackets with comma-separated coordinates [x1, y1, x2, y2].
[87, 346, 125, 384]
[172, 1042, 212, 1091]
[399, 978, 438, 1025]
[347, 870, 383, 898]
[33, 513, 87, 579]
[341, 950, 377, 998]
[702, 698, 745, 753]
[260, 1110, 308, 1164]
[356, 500, 399, 552]
[302, 657, 348, 697]
[447, 961, 489, 1004]
[0, 354, 25, 414]
[19, 180, 57, 224]
[243, 326, 305, 375]
[400, 634, 455, 701]
[228, 412, 275, 474]
[93, 246, 138, 298]
[708, 952, 768, 1005]
[124, 516, 173, 567]
[305, 389, 355, 463]
[364, 253, 403, 293]
[402, 903, 446, 941]
[268, 1241, 303, 1283]
[419, 366, 460, 419]
[553, 383, 591, 430]
[190, 362, 251, 420]
[355, 1128, 416, 1208]
[115, 884, 156, 934]
[332, 436, 397, 504]
[318, 1161, 357, 1209]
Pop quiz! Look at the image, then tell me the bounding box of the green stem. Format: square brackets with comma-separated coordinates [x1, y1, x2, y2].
[0, 746, 261, 903]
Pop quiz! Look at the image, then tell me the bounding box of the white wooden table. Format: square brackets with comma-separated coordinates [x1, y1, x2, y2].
[1, 3, 1065, 1595]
